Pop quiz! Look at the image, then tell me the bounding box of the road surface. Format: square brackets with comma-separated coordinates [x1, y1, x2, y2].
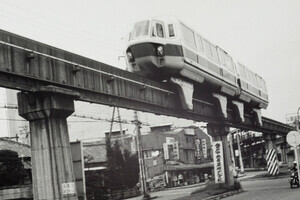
[224, 177, 299, 200]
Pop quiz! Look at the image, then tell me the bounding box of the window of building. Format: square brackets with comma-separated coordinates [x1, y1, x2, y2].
[144, 150, 152, 159]
[168, 24, 175, 37]
[185, 150, 188, 159]
[181, 23, 196, 48]
[153, 159, 157, 166]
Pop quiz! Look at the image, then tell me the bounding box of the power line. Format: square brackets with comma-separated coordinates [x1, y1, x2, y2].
[0, 0, 122, 44]
[0, 105, 150, 126]
[0, 11, 123, 52]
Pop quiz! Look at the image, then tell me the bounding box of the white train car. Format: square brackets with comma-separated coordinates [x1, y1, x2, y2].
[125, 17, 268, 109]
[236, 62, 268, 109]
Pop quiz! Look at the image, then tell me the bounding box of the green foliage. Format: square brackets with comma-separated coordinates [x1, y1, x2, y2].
[105, 138, 139, 190]
[0, 149, 25, 187]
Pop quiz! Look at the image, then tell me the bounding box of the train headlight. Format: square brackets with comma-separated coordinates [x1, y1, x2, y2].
[157, 46, 164, 56]
[127, 51, 134, 62]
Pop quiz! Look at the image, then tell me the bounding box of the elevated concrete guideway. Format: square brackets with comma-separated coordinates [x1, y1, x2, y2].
[0, 29, 292, 135]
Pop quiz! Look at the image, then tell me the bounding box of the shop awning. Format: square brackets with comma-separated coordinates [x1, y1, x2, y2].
[164, 162, 214, 171]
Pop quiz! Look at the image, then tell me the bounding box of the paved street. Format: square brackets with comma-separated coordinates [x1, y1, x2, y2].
[127, 183, 205, 200]
[224, 177, 300, 200]
[128, 171, 298, 200]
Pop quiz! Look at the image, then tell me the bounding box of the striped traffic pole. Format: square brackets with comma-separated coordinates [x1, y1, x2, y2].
[266, 149, 279, 175]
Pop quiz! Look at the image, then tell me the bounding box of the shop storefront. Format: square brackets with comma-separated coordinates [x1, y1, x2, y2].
[164, 162, 214, 187]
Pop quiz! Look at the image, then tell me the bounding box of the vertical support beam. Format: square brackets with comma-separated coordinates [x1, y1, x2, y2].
[263, 133, 279, 175]
[17, 87, 79, 200]
[207, 123, 234, 186]
[228, 132, 236, 170]
[236, 131, 244, 173]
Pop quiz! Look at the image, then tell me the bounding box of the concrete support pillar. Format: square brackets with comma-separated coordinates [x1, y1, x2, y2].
[207, 123, 234, 186]
[263, 133, 279, 175]
[17, 86, 79, 200]
[264, 133, 277, 150]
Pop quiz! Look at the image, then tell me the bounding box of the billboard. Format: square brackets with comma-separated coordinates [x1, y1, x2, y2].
[286, 113, 299, 128]
[195, 138, 202, 160]
[213, 141, 225, 183]
[202, 139, 207, 159]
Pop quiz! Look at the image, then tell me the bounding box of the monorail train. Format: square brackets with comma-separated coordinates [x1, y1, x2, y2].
[125, 17, 268, 109]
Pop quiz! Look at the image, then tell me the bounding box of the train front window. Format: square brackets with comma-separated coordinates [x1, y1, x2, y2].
[131, 20, 150, 39]
[168, 24, 175, 37]
[156, 23, 164, 37]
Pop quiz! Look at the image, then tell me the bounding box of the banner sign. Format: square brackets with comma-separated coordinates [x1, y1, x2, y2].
[163, 143, 169, 160]
[285, 113, 299, 128]
[173, 141, 179, 160]
[195, 138, 202, 160]
[213, 141, 225, 183]
[202, 139, 207, 159]
[166, 137, 175, 144]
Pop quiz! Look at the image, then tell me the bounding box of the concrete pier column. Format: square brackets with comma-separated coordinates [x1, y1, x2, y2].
[264, 133, 277, 150]
[207, 123, 234, 186]
[263, 133, 279, 175]
[17, 86, 79, 200]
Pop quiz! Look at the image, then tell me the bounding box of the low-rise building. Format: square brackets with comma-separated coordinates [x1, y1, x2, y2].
[82, 124, 214, 190]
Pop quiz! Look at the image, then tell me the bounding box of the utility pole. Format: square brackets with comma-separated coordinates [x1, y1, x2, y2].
[117, 107, 125, 152]
[133, 111, 148, 197]
[109, 107, 116, 138]
[109, 107, 125, 154]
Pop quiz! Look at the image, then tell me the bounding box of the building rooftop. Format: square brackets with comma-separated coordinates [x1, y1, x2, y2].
[0, 137, 31, 157]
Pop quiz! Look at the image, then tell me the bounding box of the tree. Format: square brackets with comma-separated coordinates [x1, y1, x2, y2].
[105, 138, 139, 190]
[0, 150, 25, 187]
[123, 149, 139, 188]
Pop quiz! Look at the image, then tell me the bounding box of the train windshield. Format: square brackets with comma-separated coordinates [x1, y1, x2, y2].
[129, 20, 150, 40]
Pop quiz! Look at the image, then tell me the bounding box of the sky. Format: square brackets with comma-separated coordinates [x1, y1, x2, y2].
[0, 0, 299, 139]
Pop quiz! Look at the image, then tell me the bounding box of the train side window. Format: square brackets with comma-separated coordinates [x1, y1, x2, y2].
[181, 23, 196, 48]
[196, 35, 204, 52]
[237, 63, 246, 79]
[262, 79, 267, 92]
[218, 49, 225, 65]
[256, 75, 263, 88]
[211, 44, 219, 62]
[224, 54, 234, 71]
[156, 23, 164, 38]
[168, 24, 175, 37]
[203, 39, 212, 58]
